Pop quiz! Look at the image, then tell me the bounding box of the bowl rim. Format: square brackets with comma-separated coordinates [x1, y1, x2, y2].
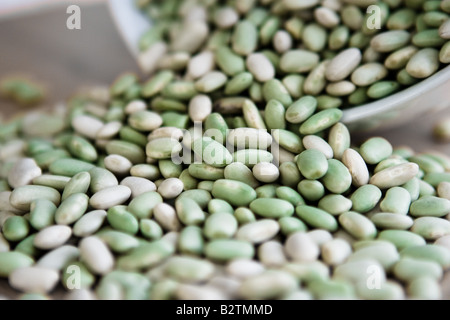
[341, 65, 450, 124]
[107, 0, 450, 126]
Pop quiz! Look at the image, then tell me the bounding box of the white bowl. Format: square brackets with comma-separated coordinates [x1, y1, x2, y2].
[108, 0, 450, 132]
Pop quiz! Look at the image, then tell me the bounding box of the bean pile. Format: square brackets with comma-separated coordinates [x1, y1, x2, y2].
[1, 0, 450, 300]
[136, 0, 450, 107]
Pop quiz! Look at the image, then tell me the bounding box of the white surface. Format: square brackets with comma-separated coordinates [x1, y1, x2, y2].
[108, 0, 151, 57]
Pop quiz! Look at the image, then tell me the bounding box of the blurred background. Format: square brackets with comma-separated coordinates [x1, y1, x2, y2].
[1, 0, 450, 299]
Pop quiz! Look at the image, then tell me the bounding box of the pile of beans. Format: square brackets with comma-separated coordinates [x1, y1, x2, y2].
[1, 0, 450, 300]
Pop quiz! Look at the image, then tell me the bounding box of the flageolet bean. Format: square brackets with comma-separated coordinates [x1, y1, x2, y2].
[321, 159, 352, 194]
[278, 217, 308, 236]
[140, 71, 172, 101]
[157, 178, 184, 199]
[370, 30, 410, 52]
[10, 185, 61, 212]
[314, 6, 340, 29]
[273, 30, 293, 53]
[284, 0, 319, 10]
[61, 171, 91, 201]
[2, 216, 29, 242]
[239, 270, 297, 300]
[88, 167, 118, 193]
[195, 71, 227, 93]
[302, 135, 333, 159]
[349, 241, 399, 271]
[406, 48, 440, 78]
[205, 239, 254, 262]
[246, 53, 275, 82]
[350, 184, 382, 213]
[334, 259, 386, 286]
[285, 96, 317, 124]
[308, 278, 355, 300]
[325, 48, 362, 82]
[339, 211, 377, 240]
[434, 235, 450, 251]
[252, 162, 279, 183]
[264, 99, 286, 130]
[440, 41, 450, 63]
[55, 193, 89, 225]
[318, 194, 353, 216]
[242, 99, 266, 130]
[120, 176, 156, 198]
[393, 257, 442, 282]
[256, 184, 278, 199]
[300, 108, 343, 135]
[187, 51, 214, 80]
[321, 239, 352, 266]
[370, 163, 419, 189]
[32, 175, 70, 191]
[236, 219, 280, 244]
[9, 267, 59, 294]
[90, 185, 131, 210]
[342, 148, 369, 187]
[328, 122, 350, 160]
[8, 158, 41, 188]
[73, 210, 107, 237]
[107, 206, 139, 235]
[285, 232, 320, 263]
[140, 219, 163, 240]
[262, 79, 292, 107]
[124, 100, 146, 115]
[326, 81, 355, 96]
[407, 277, 442, 300]
[104, 155, 133, 175]
[297, 179, 325, 202]
[34, 225, 72, 250]
[296, 149, 328, 180]
[303, 61, 328, 96]
[226, 259, 265, 280]
[278, 161, 301, 187]
[176, 189, 211, 209]
[351, 63, 388, 86]
[411, 217, 450, 240]
[72, 115, 103, 140]
[175, 197, 205, 226]
[384, 46, 418, 70]
[356, 280, 405, 300]
[29, 199, 56, 230]
[250, 198, 294, 219]
[401, 245, 450, 268]
[79, 236, 114, 275]
[296, 205, 338, 232]
[371, 213, 414, 230]
[410, 196, 450, 217]
[232, 20, 257, 56]
[36, 245, 79, 271]
[0, 252, 34, 277]
[303, 23, 328, 52]
[280, 50, 320, 73]
[437, 181, 450, 200]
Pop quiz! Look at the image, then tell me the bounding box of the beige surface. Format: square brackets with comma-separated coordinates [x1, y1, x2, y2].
[1, 2, 450, 299]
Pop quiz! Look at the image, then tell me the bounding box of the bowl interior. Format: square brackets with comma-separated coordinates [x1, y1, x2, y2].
[108, 0, 450, 132]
